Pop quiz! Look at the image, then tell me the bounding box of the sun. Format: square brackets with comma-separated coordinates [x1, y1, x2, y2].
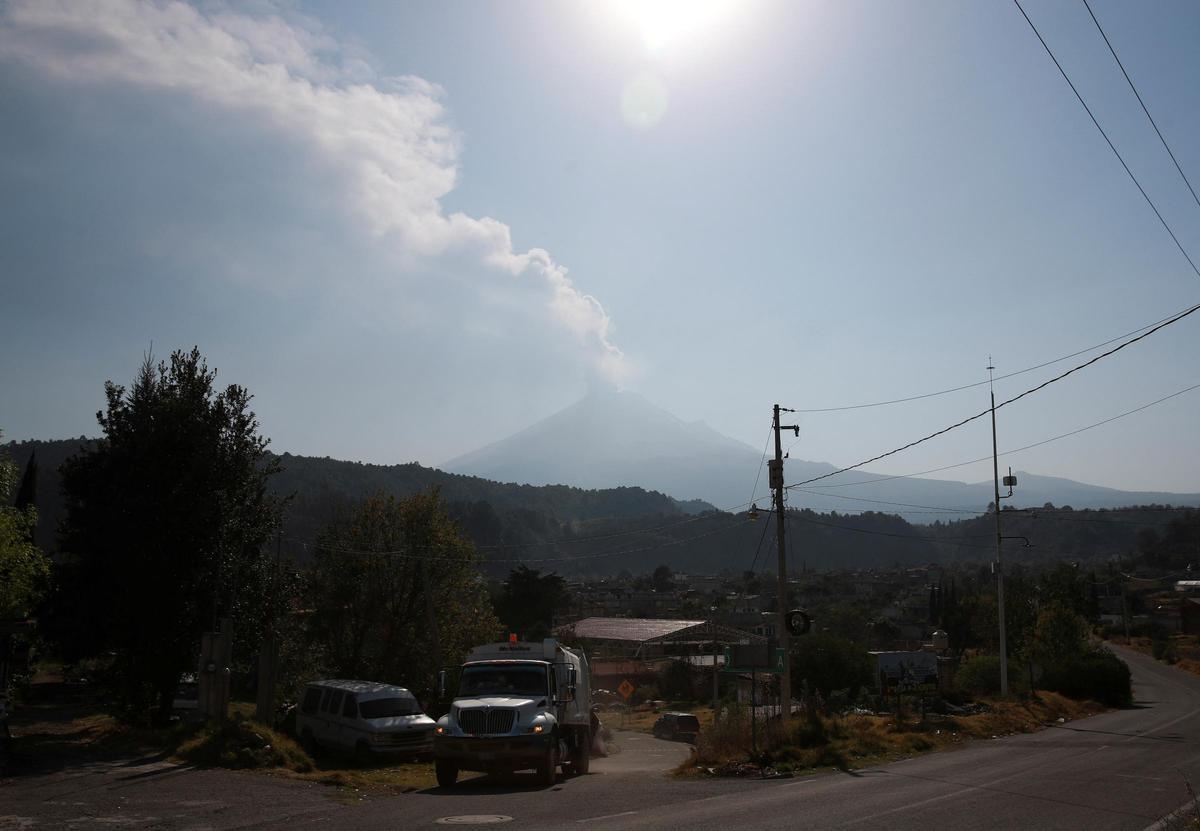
[611, 0, 738, 54]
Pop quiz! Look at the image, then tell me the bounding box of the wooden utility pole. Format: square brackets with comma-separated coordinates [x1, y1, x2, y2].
[770, 404, 799, 721]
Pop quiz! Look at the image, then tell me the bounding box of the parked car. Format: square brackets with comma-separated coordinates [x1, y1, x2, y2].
[651, 712, 700, 743]
[296, 680, 435, 759]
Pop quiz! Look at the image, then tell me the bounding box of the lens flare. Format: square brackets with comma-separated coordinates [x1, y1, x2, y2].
[620, 72, 669, 130]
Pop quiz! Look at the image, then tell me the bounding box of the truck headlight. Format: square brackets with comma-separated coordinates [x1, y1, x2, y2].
[527, 723, 544, 734]
[436, 726, 446, 735]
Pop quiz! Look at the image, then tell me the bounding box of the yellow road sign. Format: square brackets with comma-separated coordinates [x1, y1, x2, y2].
[617, 679, 635, 701]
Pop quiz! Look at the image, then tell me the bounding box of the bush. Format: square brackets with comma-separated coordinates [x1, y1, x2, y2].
[791, 634, 874, 700]
[955, 655, 1014, 696]
[1039, 648, 1132, 707]
[632, 684, 660, 705]
[176, 718, 314, 771]
[1151, 639, 1178, 664]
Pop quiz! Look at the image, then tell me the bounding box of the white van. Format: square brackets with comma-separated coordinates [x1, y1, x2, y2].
[296, 680, 435, 758]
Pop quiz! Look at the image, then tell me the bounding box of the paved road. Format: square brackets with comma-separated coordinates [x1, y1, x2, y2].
[3, 645, 1197, 830]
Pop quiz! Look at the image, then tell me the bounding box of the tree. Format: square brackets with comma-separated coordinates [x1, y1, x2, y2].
[790, 633, 873, 699]
[0, 434, 50, 619]
[304, 490, 499, 701]
[652, 564, 674, 593]
[495, 565, 568, 641]
[55, 349, 283, 720]
[1028, 602, 1088, 668]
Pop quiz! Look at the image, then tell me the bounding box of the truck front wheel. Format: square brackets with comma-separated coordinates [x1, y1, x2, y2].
[436, 760, 458, 788]
[537, 743, 557, 786]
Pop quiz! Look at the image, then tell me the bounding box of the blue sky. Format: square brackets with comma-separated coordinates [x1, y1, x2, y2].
[1, 0, 1198, 494]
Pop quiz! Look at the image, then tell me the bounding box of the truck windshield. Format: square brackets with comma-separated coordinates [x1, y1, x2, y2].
[459, 666, 548, 697]
[358, 697, 422, 719]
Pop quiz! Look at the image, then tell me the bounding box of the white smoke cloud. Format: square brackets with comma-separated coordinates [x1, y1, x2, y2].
[0, 0, 626, 381]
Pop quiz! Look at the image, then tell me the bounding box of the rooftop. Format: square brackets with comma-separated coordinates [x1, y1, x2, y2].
[562, 617, 706, 643]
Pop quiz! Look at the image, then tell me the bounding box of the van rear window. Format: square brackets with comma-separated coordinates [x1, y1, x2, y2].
[677, 715, 700, 732]
[359, 697, 422, 719]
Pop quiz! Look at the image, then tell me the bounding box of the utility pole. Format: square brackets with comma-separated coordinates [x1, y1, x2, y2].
[710, 612, 719, 712]
[770, 404, 799, 720]
[988, 362, 1009, 696]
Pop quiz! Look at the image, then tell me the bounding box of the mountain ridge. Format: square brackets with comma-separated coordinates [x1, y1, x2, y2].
[444, 390, 1200, 516]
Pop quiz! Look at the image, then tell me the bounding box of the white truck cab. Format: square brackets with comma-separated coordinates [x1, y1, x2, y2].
[434, 637, 591, 787]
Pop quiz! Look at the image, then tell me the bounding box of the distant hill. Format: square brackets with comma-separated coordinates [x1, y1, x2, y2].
[444, 390, 1200, 518]
[3, 438, 711, 567]
[7, 436, 1196, 577]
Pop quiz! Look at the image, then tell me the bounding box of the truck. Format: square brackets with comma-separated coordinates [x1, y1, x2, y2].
[433, 637, 591, 787]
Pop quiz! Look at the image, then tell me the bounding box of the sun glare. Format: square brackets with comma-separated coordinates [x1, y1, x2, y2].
[611, 0, 738, 53]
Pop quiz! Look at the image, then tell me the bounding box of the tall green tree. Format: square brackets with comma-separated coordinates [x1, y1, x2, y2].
[55, 349, 283, 720]
[304, 490, 499, 701]
[0, 434, 50, 619]
[495, 564, 568, 641]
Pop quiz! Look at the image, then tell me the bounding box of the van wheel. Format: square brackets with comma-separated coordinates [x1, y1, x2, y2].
[537, 744, 557, 786]
[436, 760, 458, 788]
[571, 730, 591, 775]
[300, 728, 319, 754]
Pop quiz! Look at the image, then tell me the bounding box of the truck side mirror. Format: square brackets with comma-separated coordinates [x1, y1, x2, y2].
[438, 670, 446, 700]
[567, 666, 577, 701]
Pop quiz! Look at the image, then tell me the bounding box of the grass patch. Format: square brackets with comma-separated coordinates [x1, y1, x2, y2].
[174, 719, 314, 772]
[681, 692, 1103, 777]
[170, 716, 439, 793]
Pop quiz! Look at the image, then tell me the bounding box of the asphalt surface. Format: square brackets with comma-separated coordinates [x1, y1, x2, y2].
[3, 645, 1198, 830]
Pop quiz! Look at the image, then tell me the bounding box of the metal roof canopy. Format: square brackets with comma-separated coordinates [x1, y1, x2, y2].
[562, 617, 763, 646]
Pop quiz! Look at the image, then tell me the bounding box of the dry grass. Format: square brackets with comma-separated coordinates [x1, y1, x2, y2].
[170, 718, 442, 793]
[604, 705, 715, 735]
[680, 692, 1104, 776]
[9, 681, 437, 796]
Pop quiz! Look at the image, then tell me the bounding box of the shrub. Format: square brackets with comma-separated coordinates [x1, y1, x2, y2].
[176, 718, 314, 772]
[1039, 648, 1131, 707]
[956, 655, 1004, 696]
[1151, 639, 1178, 664]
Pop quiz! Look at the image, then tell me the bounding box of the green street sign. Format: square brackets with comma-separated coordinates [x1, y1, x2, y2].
[723, 646, 785, 675]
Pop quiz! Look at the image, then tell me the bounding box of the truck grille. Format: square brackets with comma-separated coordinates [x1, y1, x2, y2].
[459, 708, 516, 735]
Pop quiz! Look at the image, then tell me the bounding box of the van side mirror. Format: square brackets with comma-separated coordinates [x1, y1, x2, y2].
[567, 666, 577, 701]
[438, 670, 446, 700]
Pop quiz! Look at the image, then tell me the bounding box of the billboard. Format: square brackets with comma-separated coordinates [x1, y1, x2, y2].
[870, 651, 938, 690]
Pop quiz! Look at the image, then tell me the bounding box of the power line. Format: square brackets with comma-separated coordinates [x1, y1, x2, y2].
[800, 378, 1200, 490]
[1082, 0, 1200, 213]
[735, 428, 775, 572]
[788, 303, 1200, 489]
[793, 302, 1197, 413]
[792, 489, 978, 514]
[747, 509, 774, 574]
[1013, 0, 1200, 281]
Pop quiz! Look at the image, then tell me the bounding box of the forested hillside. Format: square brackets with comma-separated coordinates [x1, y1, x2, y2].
[7, 438, 1191, 576]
